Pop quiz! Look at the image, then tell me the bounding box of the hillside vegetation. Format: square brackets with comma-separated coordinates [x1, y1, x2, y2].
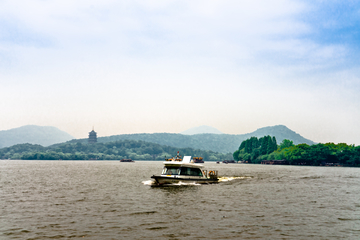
[234, 136, 360, 166]
[0, 140, 233, 161]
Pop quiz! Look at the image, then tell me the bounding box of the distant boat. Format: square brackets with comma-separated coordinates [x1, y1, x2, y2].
[222, 160, 236, 164]
[120, 159, 135, 162]
[193, 157, 204, 163]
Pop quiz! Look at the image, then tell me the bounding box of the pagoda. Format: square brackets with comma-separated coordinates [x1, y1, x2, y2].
[88, 128, 97, 144]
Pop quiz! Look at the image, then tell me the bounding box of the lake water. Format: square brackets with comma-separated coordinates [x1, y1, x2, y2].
[1, 160, 360, 239]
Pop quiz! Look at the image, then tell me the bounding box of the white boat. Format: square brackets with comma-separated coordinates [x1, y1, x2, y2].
[151, 152, 219, 185]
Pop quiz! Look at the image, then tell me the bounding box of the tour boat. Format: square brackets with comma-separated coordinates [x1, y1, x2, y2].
[193, 157, 204, 163]
[151, 152, 219, 185]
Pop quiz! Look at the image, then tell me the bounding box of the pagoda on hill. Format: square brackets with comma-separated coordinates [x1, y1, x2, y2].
[88, 128, 97, 144]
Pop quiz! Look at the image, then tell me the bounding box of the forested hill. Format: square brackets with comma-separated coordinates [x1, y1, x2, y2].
[233, 136, 360, 166]
[0, 140, 233, 161]
[73, 125, 314, 154]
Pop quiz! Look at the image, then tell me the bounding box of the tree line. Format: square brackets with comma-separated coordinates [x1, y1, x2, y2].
[0, 140, 233, 161]
[233, 136, 360, 166]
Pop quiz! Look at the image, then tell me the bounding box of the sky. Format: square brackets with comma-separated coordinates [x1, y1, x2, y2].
[1, 0, 360, 145]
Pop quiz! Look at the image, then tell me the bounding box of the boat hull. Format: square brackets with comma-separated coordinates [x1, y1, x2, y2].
[151, 175, 218, 185]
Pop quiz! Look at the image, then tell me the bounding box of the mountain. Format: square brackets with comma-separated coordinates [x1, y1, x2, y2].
[245, 125, 311, 143]
[1, 124, 313, 153]
[72, 125, 314, 154]
[181, 125, 223, 135]
[0, 125, 74, 148]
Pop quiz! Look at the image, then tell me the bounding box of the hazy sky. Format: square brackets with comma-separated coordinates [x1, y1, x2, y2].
[1, 0, 360, 144]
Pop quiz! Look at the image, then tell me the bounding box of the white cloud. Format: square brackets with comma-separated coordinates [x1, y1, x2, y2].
[0, 0, 344, 72]
[0, 0, 359, 144]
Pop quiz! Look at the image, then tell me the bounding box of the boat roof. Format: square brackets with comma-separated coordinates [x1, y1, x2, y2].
[163, 161, 204, 168]
[163, 155, 204, 168]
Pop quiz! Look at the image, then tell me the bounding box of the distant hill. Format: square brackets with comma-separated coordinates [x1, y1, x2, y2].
[0, 140, 232, 161]
[0, 125, 74, 148]
[72, 125, 314, 153]
[181, 125, 223, 135]
[238, 125, 314, 143]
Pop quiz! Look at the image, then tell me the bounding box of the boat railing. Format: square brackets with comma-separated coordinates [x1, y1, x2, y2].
[203, 170, 218, 179]
[165, 158, 182, 162]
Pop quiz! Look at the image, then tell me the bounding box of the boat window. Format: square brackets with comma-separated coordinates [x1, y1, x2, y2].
[180, 167, 203, 176]
[162, 167, 180, 175]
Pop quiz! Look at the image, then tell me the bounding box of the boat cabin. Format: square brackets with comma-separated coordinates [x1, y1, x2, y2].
[162, 166, 204, 177]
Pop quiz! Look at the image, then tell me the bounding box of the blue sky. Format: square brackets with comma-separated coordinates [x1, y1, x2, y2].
[1, 0, 360, 145]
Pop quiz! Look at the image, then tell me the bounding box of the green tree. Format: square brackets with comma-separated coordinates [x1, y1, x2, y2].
[280, 139, 294, 150]
[233, 150, 240, 161]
